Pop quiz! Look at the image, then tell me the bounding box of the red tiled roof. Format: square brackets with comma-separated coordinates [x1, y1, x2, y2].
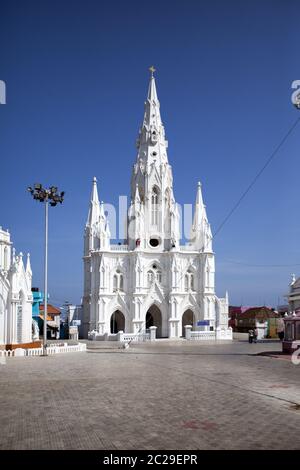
[239, 307, 278, 319]
[39, 304, 61, 315]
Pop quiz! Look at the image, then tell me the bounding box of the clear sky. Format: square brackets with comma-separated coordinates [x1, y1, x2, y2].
[0, 0, 299, 308]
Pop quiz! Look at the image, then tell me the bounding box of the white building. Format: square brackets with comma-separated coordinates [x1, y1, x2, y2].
[0, 227, 33, 346]
[287, 274, 300, 313]
[82, 70, 230, 340]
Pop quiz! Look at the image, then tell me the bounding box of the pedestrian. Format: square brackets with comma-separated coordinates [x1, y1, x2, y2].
[248, 329, 254, 343]
[279, 330, 284, 341]
[253, 327, 258, 343]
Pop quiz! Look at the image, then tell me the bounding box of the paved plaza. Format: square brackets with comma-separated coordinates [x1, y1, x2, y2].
[0, 339, 299, 450]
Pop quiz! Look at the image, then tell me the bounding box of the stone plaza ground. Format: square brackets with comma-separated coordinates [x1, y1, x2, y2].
[0, 339, 299, 450]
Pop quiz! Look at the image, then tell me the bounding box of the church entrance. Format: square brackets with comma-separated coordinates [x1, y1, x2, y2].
[146, 305, 162, 338]
[110, 310, 125, 334]
[182, 309, 194, 337]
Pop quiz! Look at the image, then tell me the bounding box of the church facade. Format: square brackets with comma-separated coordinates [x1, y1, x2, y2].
[82, 71, 229, 339]
[0, 226, 33, 346]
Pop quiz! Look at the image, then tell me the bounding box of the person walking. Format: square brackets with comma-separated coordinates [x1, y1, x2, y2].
[253, 327, 258, 343]
[248, 329, 254, 343]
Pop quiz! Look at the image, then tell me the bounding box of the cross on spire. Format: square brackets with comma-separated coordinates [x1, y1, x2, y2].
[149, 65, 156, 77]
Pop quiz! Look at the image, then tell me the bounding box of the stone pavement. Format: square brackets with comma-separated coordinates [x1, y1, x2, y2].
[0, 339, 299, 450]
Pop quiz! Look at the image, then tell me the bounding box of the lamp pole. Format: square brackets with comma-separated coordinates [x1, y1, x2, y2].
[44, 197, 48, 354]
[28, 184, 65, 355]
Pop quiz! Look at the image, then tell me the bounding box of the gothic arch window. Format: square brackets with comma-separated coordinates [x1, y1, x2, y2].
[190, 273, 194, 291]
[150, 263, 162, 284]
[156, 270, 162, 283]
[184, 274, 189, 291]
[184, 270, 195, 291]
[3, 246, 8, 270]
[119, 274, 124, 291]
[113, 270, 124, 292]
[17, 290, 25, 343]
[151, 187, 159, 225]
[113, 275, 118, 292]
[147, 270, 154, 285]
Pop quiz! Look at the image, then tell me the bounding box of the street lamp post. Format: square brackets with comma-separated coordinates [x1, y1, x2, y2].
[27, 184, 64, 355]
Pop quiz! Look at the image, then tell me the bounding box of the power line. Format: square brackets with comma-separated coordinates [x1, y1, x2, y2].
[223, 259, 300, 268]
[213, 115, 300, 239]
[177, 115, 300, 286]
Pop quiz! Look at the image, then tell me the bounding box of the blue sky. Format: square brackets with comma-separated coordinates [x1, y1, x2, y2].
[0, 0, 299, 308]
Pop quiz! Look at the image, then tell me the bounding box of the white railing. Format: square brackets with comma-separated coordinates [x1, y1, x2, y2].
[120, 332, 150, 343]
[190, 331, 216, 340]
[110, 244, 129, 251]
[180, 245, 196, 251]
[216, 327, 233, 340]
[0, 343, 87, 357]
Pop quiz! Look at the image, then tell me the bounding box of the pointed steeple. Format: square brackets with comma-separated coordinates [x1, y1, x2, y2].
[86, 177, 100, 226]
[26, 253, 32, 277]
[192, 182, 207, 230]
[105, 219, 111, 238]
[191, 182, 212, 251]
[130, 68, 179, 250]
[147, 66, 158, 102]
[134, 184, 141, 204]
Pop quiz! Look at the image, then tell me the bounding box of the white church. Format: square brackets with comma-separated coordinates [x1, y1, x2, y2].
[0, 226, 33, 347]
[82, 70, 230, 340]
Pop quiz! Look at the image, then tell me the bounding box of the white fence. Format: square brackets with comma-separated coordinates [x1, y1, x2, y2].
[216, 327, 233, 340]
[121, 332, 150, 343]
[185, 325, 233, 341]
[190, 331, 216, 340]
[110, 244, 128, 251]
[0, 343, 87, 357]
[88, 329, 153, 342]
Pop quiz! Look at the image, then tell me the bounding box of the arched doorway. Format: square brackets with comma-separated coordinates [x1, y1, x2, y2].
[146, 304, 162, 338]
[182, 309, 194, 337]
[110, 310, 125, 334]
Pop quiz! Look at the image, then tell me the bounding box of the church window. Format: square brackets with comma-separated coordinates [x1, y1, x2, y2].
[184, 270, 195, 291]
[190, 273, 194, 291]
[151, 187, 159, 225]
[113, 275, 118, 292]
[147, 271, 154, 285]
[113, 270, 124, 292]
[149, 238, 159, 247]
[3, 246, 8, 270]
[156, 271, 162, 283]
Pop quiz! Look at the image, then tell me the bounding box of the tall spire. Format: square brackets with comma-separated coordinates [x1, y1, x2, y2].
[130, 68, 179, 250]
[192, 182, 207, 230]
[134, 184, 141, 204]
[190, 182, 212, 251]
[147, 66, 158, 102]
[86, 177, 100, 226]
[26, 253, 32, 277]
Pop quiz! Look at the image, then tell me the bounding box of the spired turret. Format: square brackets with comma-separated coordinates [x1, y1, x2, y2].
[190, 182, 213, 252]
[129, 67, 180, 251]
[84, 177, 110, 255]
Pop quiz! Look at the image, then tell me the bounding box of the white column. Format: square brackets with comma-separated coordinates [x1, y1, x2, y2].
[149, 326, 157, 341]
[185, 324, 192, 340]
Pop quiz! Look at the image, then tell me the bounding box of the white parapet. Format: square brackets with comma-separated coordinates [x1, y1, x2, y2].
[216, 327, 233, 340]
[0, 343, 87, 357]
